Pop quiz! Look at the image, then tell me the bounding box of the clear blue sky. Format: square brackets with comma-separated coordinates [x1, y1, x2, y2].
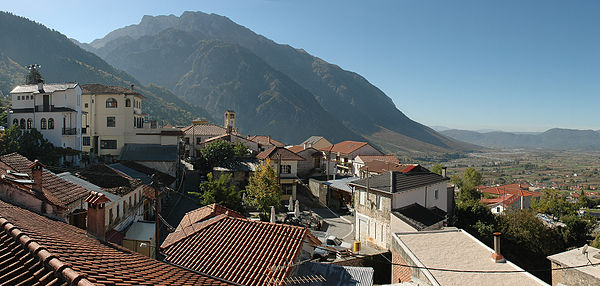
[4, 0, 599, 132]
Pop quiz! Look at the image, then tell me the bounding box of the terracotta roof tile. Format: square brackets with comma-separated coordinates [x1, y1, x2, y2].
[0, 199, 236, 286]
[0, 153, 89, 207]
[322, 141, 369, 155]
[162, 209, 320, 286]
[183, 124, 234, 137]
[81, 83, 144, 98]
[247, 135, 285, 147]
[256, 147, 305, 161]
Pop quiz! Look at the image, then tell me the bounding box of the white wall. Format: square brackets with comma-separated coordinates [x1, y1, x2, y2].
[391, 181, 448, 212]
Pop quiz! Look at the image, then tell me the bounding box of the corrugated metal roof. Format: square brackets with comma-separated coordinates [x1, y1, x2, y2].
[323, 177, 360, 193]
[118, 144, 178, 162]
[10, 83, 78, 94]
[109, 163, 153, 185]
[292, 262, 374, 286]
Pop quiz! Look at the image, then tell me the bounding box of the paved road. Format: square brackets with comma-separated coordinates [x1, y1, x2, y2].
[311, 208, 354, 241]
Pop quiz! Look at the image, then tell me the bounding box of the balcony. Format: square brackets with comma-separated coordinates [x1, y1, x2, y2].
[62, 128, 77, 135]
[34, 105, 54, 112]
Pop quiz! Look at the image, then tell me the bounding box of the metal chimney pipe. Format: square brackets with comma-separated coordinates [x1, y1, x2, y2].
[492, 232, 506, 263]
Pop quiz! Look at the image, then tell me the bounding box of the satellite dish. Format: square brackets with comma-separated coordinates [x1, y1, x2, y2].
[582, 244, 589, 254]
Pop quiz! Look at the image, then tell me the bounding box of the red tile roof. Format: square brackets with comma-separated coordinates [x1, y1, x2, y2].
[162, 204, 246, 246]
[81, 83, 144, 98]
[247, 135, 285, 147]
[256, 147, 305, 161]
[162, 210, 320, 286]
[355, 154, 399, 164]
[478, 183, 538, 197]
[183, 123, 234, 137]
[360, 162, 421, 174]
[76, 164, 142, 196]
[323, 141, 370, 155]
[0, 199, 235, 286]
[286, 145, 305, 154]
[0, 153, 89, 207]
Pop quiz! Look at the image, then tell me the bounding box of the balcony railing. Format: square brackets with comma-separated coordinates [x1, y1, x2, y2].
[62, 128, 77, 135]
[34, 105, 54, 112]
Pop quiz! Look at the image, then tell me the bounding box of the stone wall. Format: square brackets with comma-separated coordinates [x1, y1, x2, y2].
[551, 261, 600, 286]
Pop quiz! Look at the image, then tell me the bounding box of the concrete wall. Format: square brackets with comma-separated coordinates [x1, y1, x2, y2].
[550, 261, 600, 286]
[0, 183, 61, 220]
[308, 178, 327, 205]
[137, 161, 177, 177]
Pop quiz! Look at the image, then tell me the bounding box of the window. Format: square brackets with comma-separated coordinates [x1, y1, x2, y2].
[128, 197, 132, 210]
[125, 98, 131, 107]
[100, 140, 117, 149]
[134, 193, 137, 205]
[280, 165, 291, 174]
[184, 137, 190, 144]
[20, 119, 25, 129]
[82, 136, 90, 146]
[359, 190, 366, 205]
[17, 96, 20, 100]
[282, 185, 293, 196]
[106, 98, 117, 108]
[196, 137, 202, 145]
[107, 116, 115, 127]
[434, 190, 439, 200]
[84, 103, 88, 108]
[12, 118, 18, 126]
[116, 205, 120, 218]
[123, 201, 126, 214]
[48, 118, 54, 129]
[109, 208, 114, 224]
[496, 207, 501, 213]
[26, 118, 33, 129]
[376, 195, 383, 210]
[40, 118, 47, 129]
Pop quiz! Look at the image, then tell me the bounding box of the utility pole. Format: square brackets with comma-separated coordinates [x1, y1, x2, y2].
[277, 153, 282, 185]
[151, 174, 160, 260]
[366, 167, 370, 209]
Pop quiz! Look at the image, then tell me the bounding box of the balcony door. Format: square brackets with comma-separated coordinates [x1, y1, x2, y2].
[43, 94, 49, 112]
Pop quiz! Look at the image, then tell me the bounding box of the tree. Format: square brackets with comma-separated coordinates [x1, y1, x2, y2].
[0, 126, 61, 165]
[578, 190, 592, 209]
[191, 172, 244, 212]
[233, 141, 250, 157]
[25, 64, 44, 84]
[195, 140, 236, 173]
[532, 189, 577, 218]
[453, 167, 483, 202]
[244, 159, 281, 218]
[498, 210, 564, 256]
[430, 163, 443, 175]
[559, 214, 594, 247]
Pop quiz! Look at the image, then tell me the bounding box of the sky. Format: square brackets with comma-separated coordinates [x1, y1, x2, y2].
[3, 0, 599, 132]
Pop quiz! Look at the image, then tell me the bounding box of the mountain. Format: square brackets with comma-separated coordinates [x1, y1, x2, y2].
[441, 128, 600, 150]
[83, 11, 477, 153]
[0, 11, 211, 125]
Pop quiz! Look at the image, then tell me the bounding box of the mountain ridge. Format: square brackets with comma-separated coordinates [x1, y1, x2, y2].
[441, 128, 600, 150]
[83, 11, 476, 153]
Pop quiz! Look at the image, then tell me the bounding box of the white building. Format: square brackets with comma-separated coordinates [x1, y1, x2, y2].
[349, 167, 451, 249]
[8, 83, 82, 155]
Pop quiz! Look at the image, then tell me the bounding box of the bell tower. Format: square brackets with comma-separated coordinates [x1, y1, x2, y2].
[224, 110, 236, 133]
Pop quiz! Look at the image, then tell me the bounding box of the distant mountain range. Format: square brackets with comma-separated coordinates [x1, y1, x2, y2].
[440, 128, 600, 150]
[77, 11, 477, 152]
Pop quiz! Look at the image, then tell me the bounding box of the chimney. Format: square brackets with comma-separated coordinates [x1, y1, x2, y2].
[85, 191, 111, 241]
[442, 167, 447, 178]
[270, 206, 276, 223]
[303, 142, 308, 150]
[37, 82, 44, 93]
[268, 136, 271, 144]
[130, 84, 135, 91]
[29, 160, 45, 194]
[491, 232, 506, 263]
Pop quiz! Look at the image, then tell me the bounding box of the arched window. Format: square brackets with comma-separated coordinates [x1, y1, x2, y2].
[12, 118, 18, 126]
[27, 118, 33, 129]
[125, 98, 131, 107]
[48, 118, 54, 129]
[41, 118, 47, 129]
[106, 98, 118, 108]
[20, 119, 26, 129]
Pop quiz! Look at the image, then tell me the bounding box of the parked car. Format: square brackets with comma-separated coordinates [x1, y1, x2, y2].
[313, 235, 351, 261]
